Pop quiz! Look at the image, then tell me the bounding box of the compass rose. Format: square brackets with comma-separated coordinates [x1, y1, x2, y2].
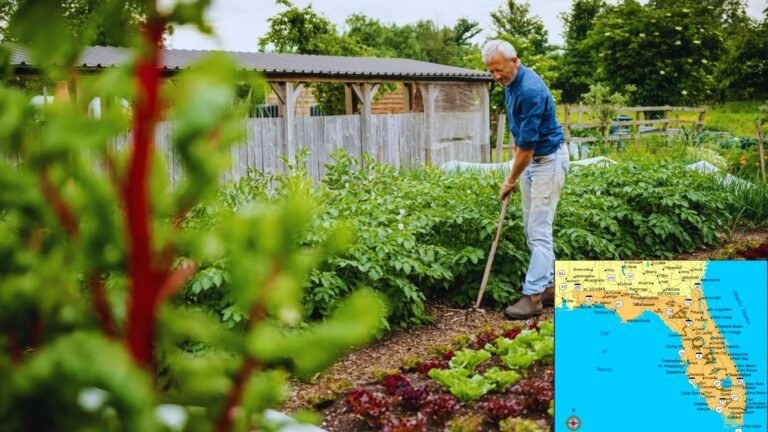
[565, 409, 582, 431]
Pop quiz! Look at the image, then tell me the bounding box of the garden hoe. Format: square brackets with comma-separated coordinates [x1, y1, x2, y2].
[466, 195, 510, 321]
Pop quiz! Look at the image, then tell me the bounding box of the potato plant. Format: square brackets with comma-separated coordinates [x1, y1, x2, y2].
[190, 153, 730, 328]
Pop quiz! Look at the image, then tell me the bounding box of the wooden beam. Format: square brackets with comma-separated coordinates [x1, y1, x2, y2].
[480, 83, 490, 163]
[344, 84, 354, 114]
[351, 83, 381, 161]
[495, 113, 506, 162]
[418, 83, 439, 163]
[272, 81, 305, 168]
[269, 82, 286, 104]
[402, 83, 413, 112]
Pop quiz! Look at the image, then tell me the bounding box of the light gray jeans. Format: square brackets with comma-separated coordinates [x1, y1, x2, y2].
[520, 143, 569, 296]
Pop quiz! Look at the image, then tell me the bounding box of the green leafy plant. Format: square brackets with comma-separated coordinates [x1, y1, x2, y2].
[0, 2, 386, 431]
[448, 348, 491, 371]
[428, 368, 495, 402]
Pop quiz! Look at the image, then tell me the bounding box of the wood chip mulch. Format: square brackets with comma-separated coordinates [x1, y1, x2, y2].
[281, 302, 552, 415]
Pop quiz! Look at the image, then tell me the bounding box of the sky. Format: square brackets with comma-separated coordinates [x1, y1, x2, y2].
[165, 0, 767, 52]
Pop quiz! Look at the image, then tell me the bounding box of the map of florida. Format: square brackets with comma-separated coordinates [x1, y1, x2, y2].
[555, 261, 746, 427]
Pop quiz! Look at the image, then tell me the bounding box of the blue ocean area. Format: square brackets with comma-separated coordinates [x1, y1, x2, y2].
[555, 261, 767, 432]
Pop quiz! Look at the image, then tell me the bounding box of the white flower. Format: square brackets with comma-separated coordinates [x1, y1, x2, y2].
[639, 33, 646, 37]
[155, 405, 188, 430]
[682, 8, 689, 12]
[660, 70, 666, 75]
[604, 32, 611, 36]
[398, 223, 404, 230]
[675, 40, 682, 45]
[675, 26, 682, 31]
[399, 208, 406, 216]
[681, 90, 688, 95]
[78, 388, 108, 412]
[345, 182, 349, 188]
[693, 40, 701, 44]
[701, 59, 709, 64]
[157, 0, 196, 14]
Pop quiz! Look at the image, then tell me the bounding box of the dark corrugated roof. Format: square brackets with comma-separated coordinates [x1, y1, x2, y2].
[5, 43, 491, 82]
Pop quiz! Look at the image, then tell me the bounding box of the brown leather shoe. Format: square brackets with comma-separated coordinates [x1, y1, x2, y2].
[541, 286, 555, 307]
[504, 295, 543, 320]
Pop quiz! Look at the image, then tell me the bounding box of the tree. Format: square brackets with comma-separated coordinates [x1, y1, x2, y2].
[554, 0, 606, 103]
[343, 15, 480, 68]
[714, 4, 768, 101]
[0, 0, 150, 46]
[582, 0, 723, 106]
[259, 0, 365, 115]
[490, 0, 550, 55]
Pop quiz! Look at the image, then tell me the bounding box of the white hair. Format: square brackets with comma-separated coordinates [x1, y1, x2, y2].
[481, 40, 517, 63]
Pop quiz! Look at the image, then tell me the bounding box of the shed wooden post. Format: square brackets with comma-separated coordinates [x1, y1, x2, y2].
[418, 83, 439, 163]
[344, 84, 354, 115]
[495, 113, 506, 162]
[480, 83, 491, 163]
[696, 109, 706, 132]
[351, 83, 380, 161]
[403, 83, 414, 112]
[270, 81, 305, 167]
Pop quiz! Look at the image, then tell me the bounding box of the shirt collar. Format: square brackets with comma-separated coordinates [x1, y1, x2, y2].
[507, 63, 526, 90]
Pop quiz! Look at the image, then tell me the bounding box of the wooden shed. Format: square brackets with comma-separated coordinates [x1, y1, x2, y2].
[7, 44, 493, 181]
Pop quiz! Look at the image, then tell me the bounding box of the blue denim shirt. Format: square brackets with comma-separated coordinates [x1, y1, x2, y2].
[504, 64, 564, 156]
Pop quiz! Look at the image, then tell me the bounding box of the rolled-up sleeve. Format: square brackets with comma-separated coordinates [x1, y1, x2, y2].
[515, 92, 544, 150]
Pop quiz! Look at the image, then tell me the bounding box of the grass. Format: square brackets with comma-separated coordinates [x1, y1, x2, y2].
[704, 101, 767, 137]
[717, 173, 768, 230]
[553, 100, 766, 138]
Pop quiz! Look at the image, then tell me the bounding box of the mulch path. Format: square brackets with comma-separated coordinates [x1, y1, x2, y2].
[282, 303, 551, 413]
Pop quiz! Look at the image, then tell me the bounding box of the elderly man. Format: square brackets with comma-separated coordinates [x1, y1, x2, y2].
[482, 39, 569, 320]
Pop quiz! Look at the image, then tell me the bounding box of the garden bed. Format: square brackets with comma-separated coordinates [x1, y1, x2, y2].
[282, 304, 553, 431]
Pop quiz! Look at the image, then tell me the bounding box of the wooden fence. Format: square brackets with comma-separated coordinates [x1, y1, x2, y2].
[43, 111, 489, 187]
[563, 105, 706, 158]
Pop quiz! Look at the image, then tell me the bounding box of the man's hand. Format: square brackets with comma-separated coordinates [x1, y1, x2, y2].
[499, 178, 517, 201]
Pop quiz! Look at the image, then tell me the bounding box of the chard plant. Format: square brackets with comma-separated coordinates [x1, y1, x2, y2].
[0, 1, 385, 431]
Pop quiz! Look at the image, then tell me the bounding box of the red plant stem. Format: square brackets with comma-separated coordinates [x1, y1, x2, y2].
[89, 274, 118, 338]
[6, 331, 23, 364]
[39, 169, 79, 238]
[215, 263, 279, 432]
[215, 358, 258, 432]
[157, 262, 198, 303]
[125, 17, 165, 369]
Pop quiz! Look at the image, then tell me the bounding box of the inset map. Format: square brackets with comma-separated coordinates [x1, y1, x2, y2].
[554, 261, 767, 432]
